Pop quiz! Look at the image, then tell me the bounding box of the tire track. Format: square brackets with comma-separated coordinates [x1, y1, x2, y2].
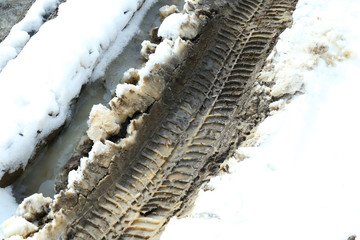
[57, 0, 298, 239]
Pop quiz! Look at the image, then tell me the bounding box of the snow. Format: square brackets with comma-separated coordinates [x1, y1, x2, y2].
[1, 0, 360, 238]
[68, 4, 200, 192]
[0, 0, 159, 181]
[157, 12, 201, 40]
[0, 187, 18, 224]
[0, 0, 60, 71]
[2, 216, 38, 239]
[159, 5, 179, 19]
[17, 193, 52, 222]
[161, 0, 360, 240]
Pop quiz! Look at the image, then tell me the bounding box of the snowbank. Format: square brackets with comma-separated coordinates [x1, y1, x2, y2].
[161, 0, 360, 240]
[0, 0, 159, 183]
[0, 0, 60, 72]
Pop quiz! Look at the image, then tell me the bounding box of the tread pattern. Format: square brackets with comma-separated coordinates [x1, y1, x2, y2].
[60, 0, 298, 239]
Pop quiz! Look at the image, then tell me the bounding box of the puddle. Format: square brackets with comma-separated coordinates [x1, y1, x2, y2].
[11, 0, 183, 202]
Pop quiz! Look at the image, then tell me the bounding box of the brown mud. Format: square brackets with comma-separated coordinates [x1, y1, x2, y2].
[49, 0, 299, 239]
[3, 0, 298, 239]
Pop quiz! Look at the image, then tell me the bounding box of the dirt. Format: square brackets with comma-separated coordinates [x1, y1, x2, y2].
[5, 0, 299, 239]
[52, 0, 298, 239]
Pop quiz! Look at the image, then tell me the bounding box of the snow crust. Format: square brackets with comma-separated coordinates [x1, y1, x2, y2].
[0, 0, 158, 181]
[161, 0, 360, 239]
[0, 0, 60, 72]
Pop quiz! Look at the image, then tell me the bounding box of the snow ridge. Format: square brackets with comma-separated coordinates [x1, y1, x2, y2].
[0, 0, 157, 183]
[0, 0, 60, 72]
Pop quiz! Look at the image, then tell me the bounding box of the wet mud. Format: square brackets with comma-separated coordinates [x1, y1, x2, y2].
[54, 0, 298, 239]
[3, 0, 298, 239]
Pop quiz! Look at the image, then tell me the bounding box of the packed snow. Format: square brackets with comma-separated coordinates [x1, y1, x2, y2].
[0, 0, 60, 71]
[161, 0, 360, 240]
[0, 0, 159, 182]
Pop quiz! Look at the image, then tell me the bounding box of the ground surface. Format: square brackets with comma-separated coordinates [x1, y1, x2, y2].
[1, 0, 360, 239]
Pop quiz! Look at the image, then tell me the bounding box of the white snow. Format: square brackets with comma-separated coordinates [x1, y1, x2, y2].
[0, 187, 18, 224]
[0, 0, 60, 71]
[0, 0, 159, 181]
[161, 0, 360, 240]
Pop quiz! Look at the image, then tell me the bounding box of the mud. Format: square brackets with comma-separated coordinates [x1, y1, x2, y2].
[4, 0, 298, 239]
[56, 0, 297, 239]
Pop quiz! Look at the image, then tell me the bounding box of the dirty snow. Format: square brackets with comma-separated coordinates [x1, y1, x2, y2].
[158, 12, 201, 40]
[68, 2, 201, 192]
[1, 0, 360, 239]
[17, 193, 52, 222]
[0, 0, 159, 182]
[161, 0, 360, 240]
[2, 216, 38, 238]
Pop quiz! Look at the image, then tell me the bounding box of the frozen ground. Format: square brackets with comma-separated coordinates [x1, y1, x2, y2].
[1, 0, 360, 239]
[0, 0, 159, 183]
[161, 0, 360, 239]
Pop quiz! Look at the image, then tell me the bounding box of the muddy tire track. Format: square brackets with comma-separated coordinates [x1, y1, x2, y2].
[56, 0, 298, 239]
